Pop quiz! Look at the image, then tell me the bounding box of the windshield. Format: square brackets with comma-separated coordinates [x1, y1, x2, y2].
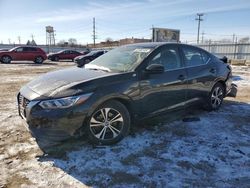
[87, 51, 100, 55]
[9, 47, 19, 52]
[85, 46, 153, 72]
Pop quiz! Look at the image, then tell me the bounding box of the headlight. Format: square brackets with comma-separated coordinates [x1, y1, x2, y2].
[39, 93, 92, 109]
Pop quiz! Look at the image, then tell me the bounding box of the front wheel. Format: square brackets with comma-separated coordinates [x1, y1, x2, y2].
[205, 83, 225, 111]
[86, 100, 130, 145]
[1, 55, 11, 64]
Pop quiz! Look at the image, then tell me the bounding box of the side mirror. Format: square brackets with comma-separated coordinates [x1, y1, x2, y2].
[145, 64, 164, 74]
[220, 56, 228, 64]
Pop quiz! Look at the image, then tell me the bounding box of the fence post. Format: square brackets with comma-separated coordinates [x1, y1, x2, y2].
[233, 42, 237, 59]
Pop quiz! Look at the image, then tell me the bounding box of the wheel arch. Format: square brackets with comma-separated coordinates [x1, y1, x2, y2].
[86, 95, 134, 121]
[1, 54, 12, 62]
[1, 54, 12, 59]
[212, 79, 227, 97]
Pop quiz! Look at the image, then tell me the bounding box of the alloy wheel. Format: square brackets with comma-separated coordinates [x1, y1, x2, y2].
[211, 86, 223, 108]
[89, 108, 124, 140]
[36, 57, 43, 63]
[2, 56, 10, 63]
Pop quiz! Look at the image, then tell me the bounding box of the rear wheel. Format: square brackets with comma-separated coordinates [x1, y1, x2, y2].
[34, 56, 44, 64]
[86, 100, 130, 145]
[205, 83, 225, 111]
[1, 55, 11, 64]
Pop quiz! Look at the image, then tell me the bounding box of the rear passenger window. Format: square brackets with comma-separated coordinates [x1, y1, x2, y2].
[182, 46, 209, 67]
[201, 51, 210, 63]
[149, 46, 181, 71]
[23, 47, 37, 52]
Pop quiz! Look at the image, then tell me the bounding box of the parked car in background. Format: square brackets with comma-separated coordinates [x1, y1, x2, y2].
[18, 42, 236, 147]
[80, 49, 90, 55]
[47, 50, 82, 61]
[0, 48, 9, 51]
[74, 50, 107, 67]
[0, 46, 47, 64]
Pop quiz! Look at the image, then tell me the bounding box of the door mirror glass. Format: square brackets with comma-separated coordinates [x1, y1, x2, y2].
[145, 64, 164, 74]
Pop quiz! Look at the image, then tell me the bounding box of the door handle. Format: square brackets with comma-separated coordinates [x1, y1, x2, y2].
[210, 68, 216, 74]
[178, 74, 186, 81]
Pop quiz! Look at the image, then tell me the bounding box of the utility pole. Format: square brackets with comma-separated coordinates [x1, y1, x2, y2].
[92, 17, 97, 47]
[151, 25, 154, 42]
[196, 13, 204, 44]
[232, 33, 236, 43]
[201, 31, 205, 44]
[18, 36, 21, 44]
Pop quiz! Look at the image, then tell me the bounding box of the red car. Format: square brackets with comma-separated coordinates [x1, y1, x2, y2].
[0, 46, 47, 64]
[47, 50, 83, 61]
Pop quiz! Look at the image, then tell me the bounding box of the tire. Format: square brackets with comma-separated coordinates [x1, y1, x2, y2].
[34, 56, 44, 64]
[1, 55, 11, 64]
[54, 56, 59, 61]
[86, 100, 130, 145]
[205, 83, 225, 111]
[85, 59, 91, 64]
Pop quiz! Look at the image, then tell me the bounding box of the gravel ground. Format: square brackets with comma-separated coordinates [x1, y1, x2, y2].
[0, 61, 249, 187]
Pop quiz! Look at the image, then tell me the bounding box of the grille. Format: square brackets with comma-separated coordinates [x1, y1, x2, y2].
[18, 94, 30, 108]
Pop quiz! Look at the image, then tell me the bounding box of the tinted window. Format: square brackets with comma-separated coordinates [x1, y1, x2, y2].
[149, 46, 181, 71]
[23, 47, 37, 52]
[16, 47, 23, 52]
[182, 46, 209, 67]
[201, 51, 210, 63]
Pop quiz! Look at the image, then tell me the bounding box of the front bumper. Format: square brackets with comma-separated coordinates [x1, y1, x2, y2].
[227, 83, 238, 97]
[17, 93, 89, 146]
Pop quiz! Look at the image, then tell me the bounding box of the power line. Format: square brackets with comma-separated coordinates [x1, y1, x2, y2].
[195, 13, 204, 44]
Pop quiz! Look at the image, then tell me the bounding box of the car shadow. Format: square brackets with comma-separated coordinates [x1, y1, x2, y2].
[36, 99, 250, 187]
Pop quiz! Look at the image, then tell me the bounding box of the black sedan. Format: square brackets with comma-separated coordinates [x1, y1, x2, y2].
[74, 50, 107, 67]
[17, 42, 236, 147]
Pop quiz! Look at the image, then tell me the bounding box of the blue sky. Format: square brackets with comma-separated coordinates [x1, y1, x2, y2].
[0, 0, 250, 45]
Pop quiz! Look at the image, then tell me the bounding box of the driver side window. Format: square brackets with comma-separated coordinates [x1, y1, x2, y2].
[16, 48, 23, 52]
[148, 46, 181, 71]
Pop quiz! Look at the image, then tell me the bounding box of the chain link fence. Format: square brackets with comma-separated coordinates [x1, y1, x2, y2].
[197, 43, 250, 60]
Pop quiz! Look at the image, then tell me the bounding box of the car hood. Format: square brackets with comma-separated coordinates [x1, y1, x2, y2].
[48, 53, 55, 56]
[25, 67, 112, 98]
[75, 54, 89, 59]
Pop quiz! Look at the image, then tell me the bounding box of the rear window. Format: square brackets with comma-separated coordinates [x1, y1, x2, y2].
[182, 46, 210, 67]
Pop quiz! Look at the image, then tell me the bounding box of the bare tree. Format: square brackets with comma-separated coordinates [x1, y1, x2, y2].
[57, 40, 67, 47]
[68, 38, 77, 47]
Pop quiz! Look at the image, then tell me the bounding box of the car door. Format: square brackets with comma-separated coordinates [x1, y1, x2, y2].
[139, 45, 188, 116]
[61, 50, 70, 59]
[25, 47, 37, 61]
[180, 45, 217, 102]
[12, 47, 24, 60]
